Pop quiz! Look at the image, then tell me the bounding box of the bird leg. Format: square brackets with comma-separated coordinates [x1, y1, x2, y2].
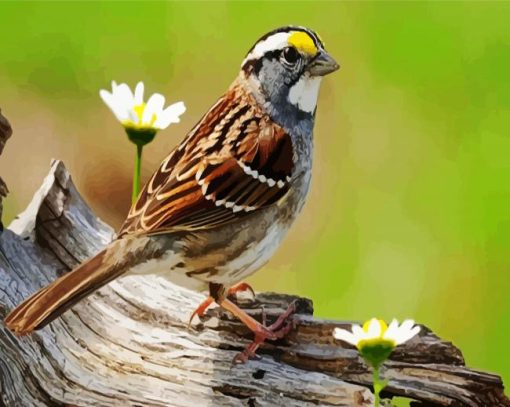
[209, 283, 296, 364]
[188, 281, 255, 326]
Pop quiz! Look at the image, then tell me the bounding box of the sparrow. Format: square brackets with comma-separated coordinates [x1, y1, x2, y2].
[5, 26, 339, 362]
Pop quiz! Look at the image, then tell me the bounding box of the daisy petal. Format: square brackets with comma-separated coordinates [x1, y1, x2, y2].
[383, 319, 399, 341]
[100, 80, 186, 132]
[100, 89, 129, 121]
[333, 328, 358, 346]
[398, 319, 415, 336]
[127, 108, 139, 124]
[154, 101, 186, 129]
[134, 82, 145, 106]
[114, 83, 136, 110]
[392, 319, 413, 344]
[396, 325, 420, 344]
[352, 324, 368, 341]
[99, 89, 114, 108]
[143, 93, 166, 125]
[366, 318, 382, 339]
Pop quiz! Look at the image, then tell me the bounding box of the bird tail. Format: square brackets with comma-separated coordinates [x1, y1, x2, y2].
[4, 238, 136, 335]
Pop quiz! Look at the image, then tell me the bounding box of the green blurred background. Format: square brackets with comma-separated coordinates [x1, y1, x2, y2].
[1, 0, 509, 396]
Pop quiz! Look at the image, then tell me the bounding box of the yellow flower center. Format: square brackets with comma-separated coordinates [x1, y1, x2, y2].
[356, 319, 397, 369]
[358, 337, 396, 351]
[133, 103, 146, 123]
[358, 338, 396, 369]
[123, 103, 158, 130]
[362, 319, 388, 335]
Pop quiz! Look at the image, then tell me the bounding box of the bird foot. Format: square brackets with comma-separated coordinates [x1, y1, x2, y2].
[188, 296, 214, 327]
[233, 301, 296, 364]
[188, 282, 256, 326]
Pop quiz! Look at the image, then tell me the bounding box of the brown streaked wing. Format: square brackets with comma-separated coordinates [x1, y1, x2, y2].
[118, 89, 238, 235]
[118, 82, 294, 237]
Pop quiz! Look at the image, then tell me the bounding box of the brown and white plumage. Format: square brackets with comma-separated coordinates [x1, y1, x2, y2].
[5, 25, 338, 352]
[120, 81, 294, 235]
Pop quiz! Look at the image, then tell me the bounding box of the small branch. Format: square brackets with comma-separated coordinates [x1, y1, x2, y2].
[0, 108, 12, 155]
[0, 108, 12, 228]
[0, 145, 508, 405]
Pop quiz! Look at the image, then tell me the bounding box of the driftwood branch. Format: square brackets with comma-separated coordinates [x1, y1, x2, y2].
[0, 114, 509, 406]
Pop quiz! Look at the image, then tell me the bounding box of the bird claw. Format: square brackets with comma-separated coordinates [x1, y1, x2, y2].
[227, 282, 256, 302]
[188, 296, 214, 328]
[232, 301, 296, 364]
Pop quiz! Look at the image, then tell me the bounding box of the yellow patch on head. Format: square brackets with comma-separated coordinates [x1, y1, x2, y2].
[288, 31, 318, 56]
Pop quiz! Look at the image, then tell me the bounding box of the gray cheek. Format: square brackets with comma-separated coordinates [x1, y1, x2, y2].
[254, 59, 315, 139]
[284, 62, 305, 86]
[260, 61, 288, 99]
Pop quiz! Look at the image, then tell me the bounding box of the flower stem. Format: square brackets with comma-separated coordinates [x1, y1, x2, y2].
[372, 366, 387, 407]
[132, 143, 143, 203]
[373, 367, 382, 407]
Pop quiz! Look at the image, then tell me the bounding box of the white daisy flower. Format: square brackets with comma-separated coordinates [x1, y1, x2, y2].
[334, 318, 420, 368]
[99, 81, 186, 133]
[99, 80, 186, 203]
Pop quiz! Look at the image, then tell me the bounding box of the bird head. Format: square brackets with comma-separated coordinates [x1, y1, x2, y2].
[241, 26, 339, 126]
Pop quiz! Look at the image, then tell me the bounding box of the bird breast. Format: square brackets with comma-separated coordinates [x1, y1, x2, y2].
[175, 166, 312, 287]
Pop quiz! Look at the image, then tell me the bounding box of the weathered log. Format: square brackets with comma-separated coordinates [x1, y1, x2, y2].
[0, 119, 508, 406]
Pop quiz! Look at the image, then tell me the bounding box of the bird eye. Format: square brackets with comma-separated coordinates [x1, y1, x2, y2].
[282, 47, 300, 64]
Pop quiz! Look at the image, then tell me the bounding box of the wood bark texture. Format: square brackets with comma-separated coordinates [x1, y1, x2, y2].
[0, 114, 508, 406]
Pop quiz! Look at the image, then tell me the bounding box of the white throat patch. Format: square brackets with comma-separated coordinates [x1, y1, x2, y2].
[288, 74, 322, 113]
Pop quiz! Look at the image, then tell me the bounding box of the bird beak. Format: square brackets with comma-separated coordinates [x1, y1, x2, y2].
[307, 50, 340, 77]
